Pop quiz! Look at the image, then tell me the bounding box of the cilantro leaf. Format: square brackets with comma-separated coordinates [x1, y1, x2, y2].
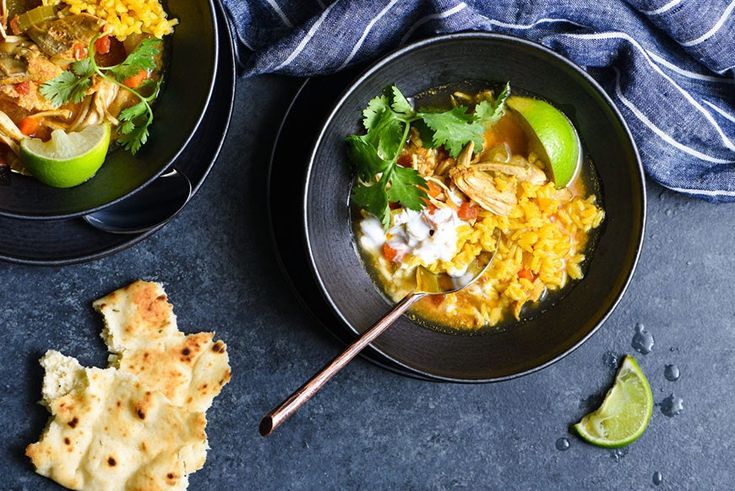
[362, 94, 391, 131]
[39, 71, 91, 107]
[71, 58, 95, 77]
[346, 135, 389, 181]
[108, 38, 161, 81]
[362, 108, 405, 161]
[117, 123, 149, 155]
[352, 182, 390, 226]
[418, 106, 485, 158]
[119, 100, 148, 123]
[389, 85, 414, 117]
[475, 82, 510, 126]
[386, 165, 428, 211]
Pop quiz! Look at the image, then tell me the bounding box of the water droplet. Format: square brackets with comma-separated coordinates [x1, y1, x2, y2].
[610, 447, 629, 462]
[665, 208, 673, 216]
[653, 471, 663, 485]
[632, 323, 654, 354]
[660, 394, 684, 417]
[664, 364, 680, 382]
[603, 351, 618, 369]
[686, 260, 692, 266]
[555, 437, 570, 451]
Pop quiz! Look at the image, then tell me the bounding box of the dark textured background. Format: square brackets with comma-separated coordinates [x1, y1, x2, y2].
[2, 76, 733, 490]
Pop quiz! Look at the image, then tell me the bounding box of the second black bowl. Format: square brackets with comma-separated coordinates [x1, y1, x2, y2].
[0, 0, 218, 219]
[304, 33, 646, 382]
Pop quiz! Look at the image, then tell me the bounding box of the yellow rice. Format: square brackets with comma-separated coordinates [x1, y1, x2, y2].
[368, 175, 605, 330]
[60, 0, 178, 40]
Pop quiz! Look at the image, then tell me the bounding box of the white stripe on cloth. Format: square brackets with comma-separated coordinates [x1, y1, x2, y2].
[266, 0, 293, 28]
[647, 50, 735, 84]
[338, 0, 401, 69]
[641, 0, 682, 15]
[704, 99, 735, 124]
[399, 2, 467, 45]
[680, 0, 735, 47]
[483, 16, 733, 85]
[272, 1, 339, 71]
[565, 32, 735, 151]
[478, 16, 587, 30]
[612, 68, 735, 164]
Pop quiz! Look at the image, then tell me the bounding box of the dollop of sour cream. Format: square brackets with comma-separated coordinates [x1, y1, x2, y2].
[359, 206, 465, 270]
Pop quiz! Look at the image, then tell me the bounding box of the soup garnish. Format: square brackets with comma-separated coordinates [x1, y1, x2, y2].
[348, 84, 605, 331]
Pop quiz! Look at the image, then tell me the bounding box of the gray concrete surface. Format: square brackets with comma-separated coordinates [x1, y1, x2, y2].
[1, 76, 733, 490]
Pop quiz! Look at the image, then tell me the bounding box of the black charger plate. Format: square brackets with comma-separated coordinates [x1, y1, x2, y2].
[268, 72, 435, 380]
[0, 0, 235, 265]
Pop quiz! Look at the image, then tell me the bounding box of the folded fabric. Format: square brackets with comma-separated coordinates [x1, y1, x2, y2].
[222, 0, 735, 201]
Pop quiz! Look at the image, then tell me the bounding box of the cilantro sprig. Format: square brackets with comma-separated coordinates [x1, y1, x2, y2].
[40, 37, 163, 155]
[347, 83, 510, 226]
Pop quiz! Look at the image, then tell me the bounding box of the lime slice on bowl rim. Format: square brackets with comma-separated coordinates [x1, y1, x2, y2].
[506, 96, 582, 188]
[573, 355, 653, 448]
[20, 123, 111, 188]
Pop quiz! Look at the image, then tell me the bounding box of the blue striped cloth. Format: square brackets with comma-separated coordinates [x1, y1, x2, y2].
[222, 0, 735, 201]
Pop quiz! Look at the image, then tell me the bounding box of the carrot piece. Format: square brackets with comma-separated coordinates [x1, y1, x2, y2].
[94, 35, 111, 55]
[19, 117, 39, 137]
[426, 181, 442, 198]
[382, 243, 399, 262]
[518, 268, 536, 281]
[458, 201, 478, 221]
[123, 69, 148, 89]
[14, 81, 30, 95]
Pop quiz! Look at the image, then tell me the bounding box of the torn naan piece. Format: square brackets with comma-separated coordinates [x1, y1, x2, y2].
[93, 280, 231, 412]
[26, 351, 208, 491]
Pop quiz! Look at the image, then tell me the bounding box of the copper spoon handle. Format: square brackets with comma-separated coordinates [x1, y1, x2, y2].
[259, 292, 425, 436]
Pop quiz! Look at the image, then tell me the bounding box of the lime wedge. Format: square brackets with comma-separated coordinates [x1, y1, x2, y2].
[574, 355, 653, 448]
[21, 123, 111, 188]
[506, 96, 581, 188]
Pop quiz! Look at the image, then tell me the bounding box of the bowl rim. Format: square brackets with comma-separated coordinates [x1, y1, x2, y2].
[0, 0, 219, 221]
[303, 32, 647, 383]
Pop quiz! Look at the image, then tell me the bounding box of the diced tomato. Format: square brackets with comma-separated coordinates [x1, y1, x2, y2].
[458, 201, 479, 221]
[94, 35, 111, 55]
[389, 202, 401, 210]
[430, 294, 446, 306]
[19, 117, 39, 137]
[14, 81, 30, 95]
[73, 43, 88, 61]
[382, 243, 399, 262]
[396, 153, 412, 167]
[123, 69, 148, 89]
[518, 268, 536, 281]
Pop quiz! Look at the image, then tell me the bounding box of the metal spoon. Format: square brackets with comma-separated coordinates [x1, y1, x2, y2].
[83, 168, 192, 234]
[260, 241, 499, 436]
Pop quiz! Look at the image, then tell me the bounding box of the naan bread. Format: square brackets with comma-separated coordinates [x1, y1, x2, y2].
[27, 281, 232, 491]
[26, 351, 208, 491]
[93, 280, 231, 412]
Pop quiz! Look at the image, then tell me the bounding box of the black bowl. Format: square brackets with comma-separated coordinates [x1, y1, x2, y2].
[0, 0, 218, 219]
[304, 33, 646, 382]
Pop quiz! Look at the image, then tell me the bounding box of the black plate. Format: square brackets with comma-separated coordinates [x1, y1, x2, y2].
[268, 72, 436, 380]
[304, 33, 646, 382]
[0, 0, 218, 219]
[0, 0, 235, 265]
